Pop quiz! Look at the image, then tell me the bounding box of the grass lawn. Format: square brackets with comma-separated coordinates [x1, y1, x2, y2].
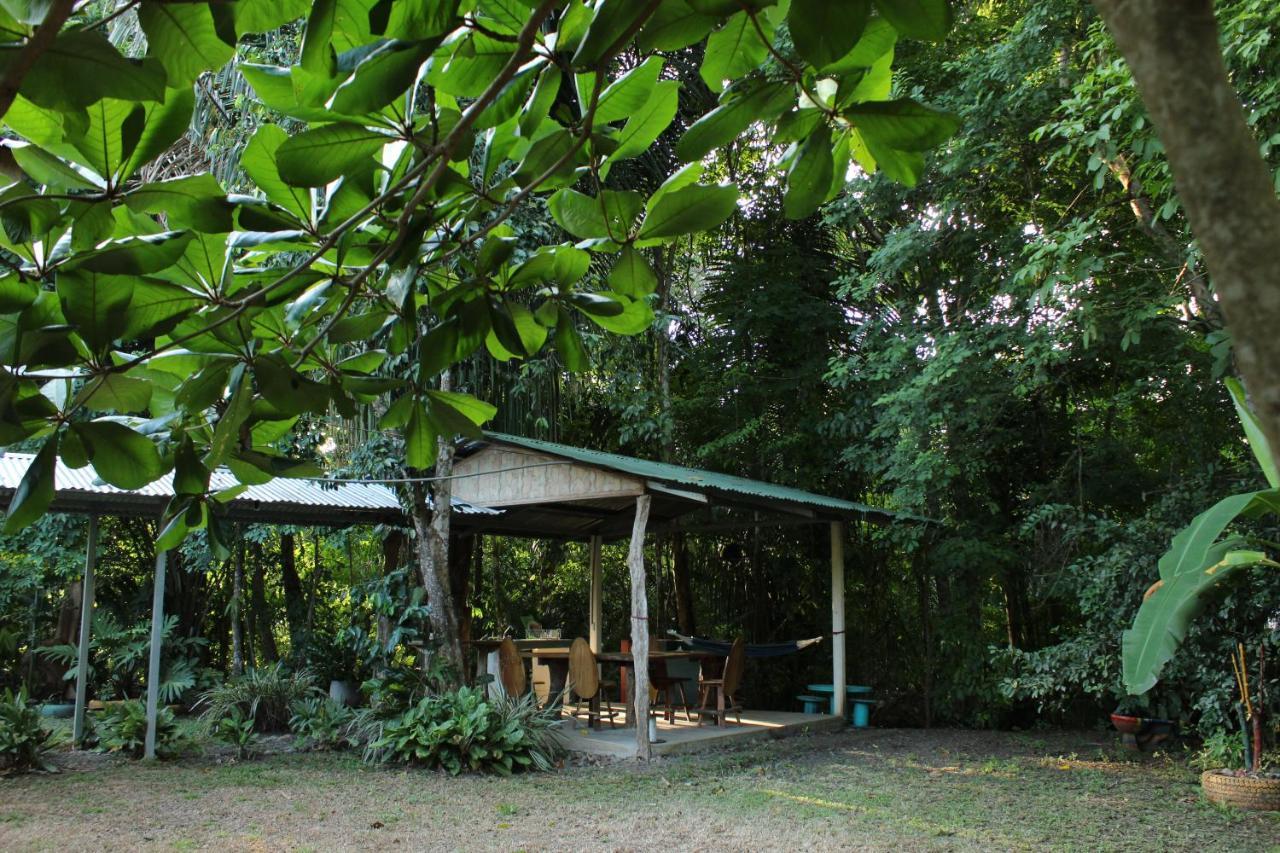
[1, 727, 1276, 851]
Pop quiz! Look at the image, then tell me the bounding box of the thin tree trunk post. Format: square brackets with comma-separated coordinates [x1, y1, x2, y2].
[144, 548, 168, 760]
[72, 515, 98, 746]
[588, 535, 603, 654]
[831, 521, 847, 721]
[231, 532, 244, 677]
[628, 495, 652, 760]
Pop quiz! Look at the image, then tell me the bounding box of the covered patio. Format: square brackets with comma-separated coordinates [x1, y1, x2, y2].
[452, 433, 908, 759]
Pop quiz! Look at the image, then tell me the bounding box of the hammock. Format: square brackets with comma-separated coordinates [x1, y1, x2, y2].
[666, 630, 823, 659]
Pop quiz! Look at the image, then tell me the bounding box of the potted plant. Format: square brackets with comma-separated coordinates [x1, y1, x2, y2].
[1199, 645, 1279, 811]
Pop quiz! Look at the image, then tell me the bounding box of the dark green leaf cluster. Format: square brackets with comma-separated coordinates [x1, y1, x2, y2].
[93, 698, 186, 759]
[0, 0, 955, 542]
[0, 687, 58, 773]
[364, 684, 563, 774]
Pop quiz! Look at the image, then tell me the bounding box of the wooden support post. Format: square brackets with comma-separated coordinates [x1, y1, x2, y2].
[588, 535, 602, 654]
[231, 531, 244, 677]
[628, 495, 652, 760]
[144, 549, 168, 760]
[72, 516, 98, 746]
[831, 521, 847, 721]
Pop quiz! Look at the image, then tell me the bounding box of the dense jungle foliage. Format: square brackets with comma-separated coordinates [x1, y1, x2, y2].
[0, 0, 1277, 754]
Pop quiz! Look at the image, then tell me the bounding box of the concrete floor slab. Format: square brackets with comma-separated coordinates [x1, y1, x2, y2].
[553, 709, 845, 758]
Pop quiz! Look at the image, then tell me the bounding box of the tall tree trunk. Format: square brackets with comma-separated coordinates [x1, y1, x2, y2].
[280, 532, 306, 657]
[672, 532, 696, 635]
[628, 495, 652, 760]
[409, 371, 463, 676]
[231, 537, 244, 677]
[378, 531, 405, 651]
[249, 545, 278, 663]
[449, 534, 476, 663]
[1092, 0, 1280, 451]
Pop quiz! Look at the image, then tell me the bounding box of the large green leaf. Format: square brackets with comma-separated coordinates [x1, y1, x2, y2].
[4, 434, 56, 534]
[637, 183, 738, 240]
[56, 270, 133, 353]
[1225, 377, 1280, 489]
[67, 232, 193, 276]
[637, 1, 717, 52]
[608, 246, 657, 297]
[871, 0, 951, 42]
[788, 0, 869, 69]
[125, 174, 235, 232]
[700, 11, 772, 93]
[547, 188, 643, 240]
[578, 291, 654, 335]
[783, 124, 833, 219]
[1123, 542, 1276, 695]
[1156, 491, 1267, 582]
[119, 86, 197, 182]
[232, 0, 311, 35]
[606, 79, 679, 164]
[677, 79, 792, 162]
[385, 0, 460, 40]
[276, 123, 390, 187]
[596, 56, 663, 124]
[572, 0, 652, 68]
[331, 39, 438, 116]
[847, 98, 958, 151]
[240, 125, 312, 225]
[3, 31, 165, 112]
[72, 421, 165, 489]
[138, 1, 236, 86]
[404, 400, 437, 469]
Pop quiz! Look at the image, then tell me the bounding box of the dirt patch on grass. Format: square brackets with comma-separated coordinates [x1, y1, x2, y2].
[1, 728, 1275, 851]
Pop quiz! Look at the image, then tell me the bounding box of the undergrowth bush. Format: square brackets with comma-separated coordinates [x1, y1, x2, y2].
[0, 688, 57, 774]
[94, 700, 186, 759]
[211, 707, 258, 760]
[363, 686, 563, 775]
[197, 663, 317, 733]
[289, 697, 356, 751]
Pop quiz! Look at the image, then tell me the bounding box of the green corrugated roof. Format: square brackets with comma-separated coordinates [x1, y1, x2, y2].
[482, 432, 907, 522]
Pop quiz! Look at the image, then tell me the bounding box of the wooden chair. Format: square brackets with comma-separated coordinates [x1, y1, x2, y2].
[567, 637, 619, 728]
[696, 638, 745, 726]
[496, 638, 527, 697]
[648, 637, 692, 723]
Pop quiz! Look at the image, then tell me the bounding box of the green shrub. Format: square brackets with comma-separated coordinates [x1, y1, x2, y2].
[197, 663, 317, 733]
[94, 700, 186, 759]
[0, 688, 57, 774]
[364, 686, 563, 775]
[211, 707, 258, 760]
[1192, 729, 1247, 771]
[289, 697, 356, 751]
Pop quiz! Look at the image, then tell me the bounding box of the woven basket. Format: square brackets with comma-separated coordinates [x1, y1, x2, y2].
[1201, 770, 1280, 811]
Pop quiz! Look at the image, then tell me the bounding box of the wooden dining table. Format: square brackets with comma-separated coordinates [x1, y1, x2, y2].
[529, 648, 704, 729]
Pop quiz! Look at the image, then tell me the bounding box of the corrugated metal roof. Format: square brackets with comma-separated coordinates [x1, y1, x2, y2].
[0, 452, 497, 526]
[479, 433, 905, 522]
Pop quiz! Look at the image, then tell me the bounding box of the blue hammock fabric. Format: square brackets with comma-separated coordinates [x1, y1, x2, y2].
[668, 631, 823, 659]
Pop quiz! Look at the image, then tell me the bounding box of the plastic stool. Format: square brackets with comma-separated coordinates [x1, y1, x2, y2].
[797, 694, 825, 714]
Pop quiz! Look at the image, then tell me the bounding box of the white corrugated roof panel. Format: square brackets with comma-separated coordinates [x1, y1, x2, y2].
[0, 452, 497, 526]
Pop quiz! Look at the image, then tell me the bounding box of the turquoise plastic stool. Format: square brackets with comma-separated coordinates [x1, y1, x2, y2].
[851, 699, 874, 728]
[797, 694, 824, 714]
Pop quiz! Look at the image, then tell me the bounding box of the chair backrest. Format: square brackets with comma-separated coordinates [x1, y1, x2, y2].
[568, 637, 598, 699]
[497, 638, 526, 696]
[722, 638, 747, 696]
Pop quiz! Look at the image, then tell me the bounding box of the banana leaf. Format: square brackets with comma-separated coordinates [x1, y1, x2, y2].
[1123, 539, 1277, 695]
